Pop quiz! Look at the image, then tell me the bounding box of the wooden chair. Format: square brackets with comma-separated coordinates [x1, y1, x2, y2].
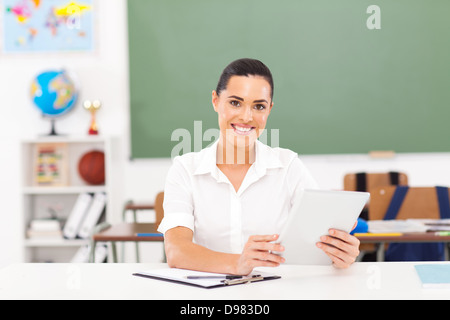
[344, 172, 408, 193]
[369, 186, 449, 220]
[344, 172, 408, 261]
[344, 172, 408, 219]
[119, 191, 165, 262]
[90, 192, 165, 263]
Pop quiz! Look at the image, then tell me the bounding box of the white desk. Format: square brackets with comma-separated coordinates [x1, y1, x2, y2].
[0, 262, 449, 300]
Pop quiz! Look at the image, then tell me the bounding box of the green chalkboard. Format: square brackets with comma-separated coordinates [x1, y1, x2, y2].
[128, 0, 450, 158]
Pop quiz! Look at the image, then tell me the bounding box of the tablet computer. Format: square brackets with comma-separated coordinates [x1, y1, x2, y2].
[275, 189, 370, 265]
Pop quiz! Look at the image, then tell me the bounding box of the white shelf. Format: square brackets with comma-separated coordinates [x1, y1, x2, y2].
[21, 135, 108, 144]
[23, 185, 107, 194]
[24, 238, 89, 247]
[20, 136, 113, 262]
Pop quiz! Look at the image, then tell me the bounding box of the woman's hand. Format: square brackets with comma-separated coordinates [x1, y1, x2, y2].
[234, 234, 285, 275]
[316, 228, 360, 268]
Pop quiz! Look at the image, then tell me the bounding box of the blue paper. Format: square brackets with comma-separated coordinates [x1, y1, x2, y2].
[414, 264, 450, 289]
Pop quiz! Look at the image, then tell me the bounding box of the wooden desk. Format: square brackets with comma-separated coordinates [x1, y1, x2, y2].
[1, 262, 450, 300]
[356, 233, 450, 261]
[91, 223, 163, 262]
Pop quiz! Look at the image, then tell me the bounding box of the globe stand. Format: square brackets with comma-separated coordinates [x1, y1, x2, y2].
[49, 118, 58, 136]
[41, 118, 65, 136]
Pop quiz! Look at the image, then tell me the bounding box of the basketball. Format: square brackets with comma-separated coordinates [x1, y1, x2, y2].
[78, 150, 105, 185]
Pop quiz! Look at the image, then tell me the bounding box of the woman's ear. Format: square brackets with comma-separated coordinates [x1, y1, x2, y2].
[212, 90, 219, 112]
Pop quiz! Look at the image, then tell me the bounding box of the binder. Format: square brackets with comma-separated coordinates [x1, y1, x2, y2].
[63, 193, 93, 239]
[133, 268, 281, 289]
[77, 192, 106, 239]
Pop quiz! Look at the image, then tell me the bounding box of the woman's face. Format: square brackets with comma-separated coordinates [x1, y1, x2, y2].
[212, 75, 273, 150]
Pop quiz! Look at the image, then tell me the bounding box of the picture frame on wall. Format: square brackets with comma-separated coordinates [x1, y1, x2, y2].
[33, 143, 69, 186]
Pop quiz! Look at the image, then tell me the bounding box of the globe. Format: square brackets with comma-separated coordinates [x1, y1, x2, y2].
[30, 70, 78, 135]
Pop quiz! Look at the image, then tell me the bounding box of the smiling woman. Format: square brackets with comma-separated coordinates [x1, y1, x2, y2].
[212, 59, 274, 170]
[157, 58, 361, 275]
[213, 74, 273, 166]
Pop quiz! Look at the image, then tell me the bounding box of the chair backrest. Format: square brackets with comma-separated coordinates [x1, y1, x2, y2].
[369, 186, 450, 220]
[343, 172, 408, 193]
[154, 191, 164, 227]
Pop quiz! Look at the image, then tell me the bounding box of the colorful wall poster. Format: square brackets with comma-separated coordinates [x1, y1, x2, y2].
[3, 0, 94, 53]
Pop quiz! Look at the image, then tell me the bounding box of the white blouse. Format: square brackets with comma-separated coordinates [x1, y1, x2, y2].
[157, 140, 319, 254]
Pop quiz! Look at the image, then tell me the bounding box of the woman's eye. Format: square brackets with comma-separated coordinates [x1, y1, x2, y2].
[254, 104, 266, 111]
[230, 100, 240, 107]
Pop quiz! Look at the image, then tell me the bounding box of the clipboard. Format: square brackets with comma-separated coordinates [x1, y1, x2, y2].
[133, 268, 281, 289]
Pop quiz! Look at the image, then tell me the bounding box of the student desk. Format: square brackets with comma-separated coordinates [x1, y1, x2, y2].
[91, 223, 164, 262]
[1, 262, 449, 300]
[356, 233, 450, 261]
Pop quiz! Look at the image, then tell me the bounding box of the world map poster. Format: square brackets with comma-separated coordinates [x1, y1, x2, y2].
[2, 0, 94, 53]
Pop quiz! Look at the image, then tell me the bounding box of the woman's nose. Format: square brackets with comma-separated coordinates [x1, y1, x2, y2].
[240, 106, 253, 122]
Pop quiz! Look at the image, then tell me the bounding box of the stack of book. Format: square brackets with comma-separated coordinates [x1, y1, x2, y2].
[27, 219, 62, 239]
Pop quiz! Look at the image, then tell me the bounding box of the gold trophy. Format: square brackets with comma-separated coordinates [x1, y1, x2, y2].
[83, 100, 101, 135]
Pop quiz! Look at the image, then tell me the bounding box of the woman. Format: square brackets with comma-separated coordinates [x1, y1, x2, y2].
[158, 58, 360, 275]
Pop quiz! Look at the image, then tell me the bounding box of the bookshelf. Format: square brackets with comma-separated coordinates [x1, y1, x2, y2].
[20, 135, 113, 262]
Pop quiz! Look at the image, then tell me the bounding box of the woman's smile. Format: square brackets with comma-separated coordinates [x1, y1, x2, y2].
[231, 123, 256, 135]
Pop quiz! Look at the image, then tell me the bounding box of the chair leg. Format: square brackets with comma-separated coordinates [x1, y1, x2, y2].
[121, 201, 133, 263]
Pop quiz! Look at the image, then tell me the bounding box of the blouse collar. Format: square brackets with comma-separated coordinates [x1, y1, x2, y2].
[193, 139, 283, 180]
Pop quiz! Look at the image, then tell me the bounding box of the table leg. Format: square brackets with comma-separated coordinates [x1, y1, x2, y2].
[376, 243, 385, 262]
[446, 243, 450, 261]
[135, 242, 140, 262]
[89, 241, 96, 263]
[111, 242, 118, 263]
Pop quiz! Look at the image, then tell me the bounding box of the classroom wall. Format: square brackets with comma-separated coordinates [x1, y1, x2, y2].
[0, 0, 132, 266]
[0, 1, 449, 267]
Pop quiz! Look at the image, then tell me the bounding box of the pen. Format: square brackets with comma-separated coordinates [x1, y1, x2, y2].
[135, 233, 164, 237]
[186, 275, 243, 280]
[222, 276, 265, 286]
[186, 274, 261, 280]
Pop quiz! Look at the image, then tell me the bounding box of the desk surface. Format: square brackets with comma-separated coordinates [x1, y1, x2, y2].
[93, 223, 163, 242]
[357, 233, 450, 243]
[1, 262, 449, 300]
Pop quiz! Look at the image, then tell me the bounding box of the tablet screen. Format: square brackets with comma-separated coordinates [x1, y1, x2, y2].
[276, 189, 369, 265]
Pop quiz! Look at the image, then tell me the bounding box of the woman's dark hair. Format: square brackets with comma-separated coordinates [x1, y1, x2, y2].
[215, 58, 274, 100]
